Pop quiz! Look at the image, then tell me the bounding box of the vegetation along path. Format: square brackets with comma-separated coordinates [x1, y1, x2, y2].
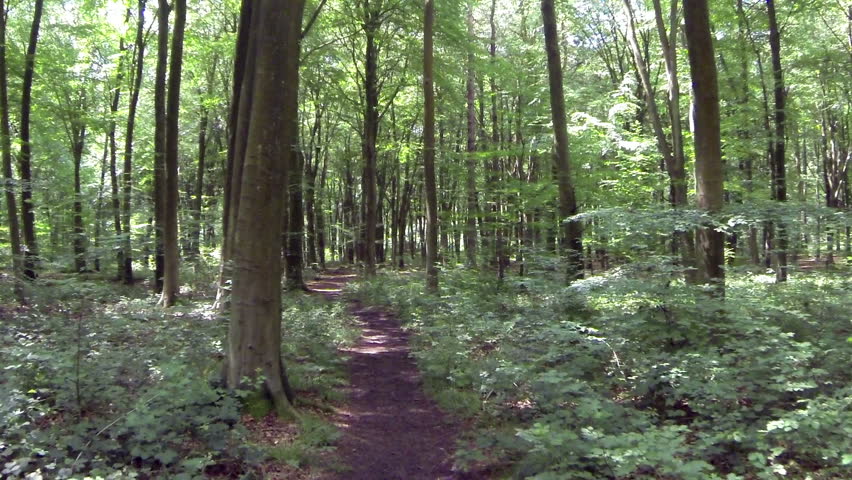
[308, 270, 463, 480]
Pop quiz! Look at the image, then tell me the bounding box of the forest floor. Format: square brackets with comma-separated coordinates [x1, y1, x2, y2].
[306, 270, 466, 480]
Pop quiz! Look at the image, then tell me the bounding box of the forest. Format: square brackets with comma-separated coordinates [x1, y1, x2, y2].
[1, 0, 851, 478]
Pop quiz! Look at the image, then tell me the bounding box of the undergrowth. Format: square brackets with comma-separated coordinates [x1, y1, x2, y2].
[350, 261, 852, 480]
[0, 273, 356, 479]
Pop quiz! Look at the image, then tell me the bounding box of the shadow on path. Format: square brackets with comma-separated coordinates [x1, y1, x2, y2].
[307, 270, 463, 480]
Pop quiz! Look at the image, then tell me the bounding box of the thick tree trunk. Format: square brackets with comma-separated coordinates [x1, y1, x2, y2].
[19, 0, 45, 280]
[159, 0, 186, 306]
[766, 0, 788, 282]
[0, 0, 24, 300]
[423, 0, 439, 291]
[541, 0, 583, 282]
[684, 0, 725, 293]
[227, 0, 306, 418]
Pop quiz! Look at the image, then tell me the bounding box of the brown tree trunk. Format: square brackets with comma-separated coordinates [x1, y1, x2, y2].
[109, 43, 125, 278]
[423, 0, 439, 291]
[226, 0, 306, 418]
[285, 150, 307, 291]
[191, 56, 217, 259]
[465, 2, 478, 268]
[71, 101, 88, 274]
[160, 0, 186, 307]
[19, 0, 44, 280]
[767, 0, 788, 282]
[153, 0, 170, 293]
[0, 0, 24, 300]
[216, 0, 257, 309]
[121, 0, 147, 285]
[362, 2, 380, 277]
[684, 0, 725, 293]
[541, 0, 583, 282]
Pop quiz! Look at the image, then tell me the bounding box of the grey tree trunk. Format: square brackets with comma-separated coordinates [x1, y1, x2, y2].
[227, 0, 306, 418]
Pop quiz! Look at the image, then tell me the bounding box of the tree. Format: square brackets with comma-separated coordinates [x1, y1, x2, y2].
[0, 0, 24, 300]
[684, 0, 725, 292]
[153, 0, 169, 293]
[464, 1, 477, 268]
[160, 0, 187, 306]
[766, 0, 788, 282]
[19, 0, 45, 280]
[120, 0, 148, 285]
[423, 0, 439, 291]
[225, 0, 306, 418]
[541, 0, 583, 282]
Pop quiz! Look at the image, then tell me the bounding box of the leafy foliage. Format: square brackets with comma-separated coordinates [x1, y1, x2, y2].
[0, 276, 356, 478]
[351, 264, 852, 479]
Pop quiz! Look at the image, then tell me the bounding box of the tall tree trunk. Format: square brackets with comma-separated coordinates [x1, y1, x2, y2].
[423, 0, 439, 291]
[191, 56, 217, 259]
[71, 108, 87, 273]
[227, 0, 306, 418]
[362, 3, 380, 277]
[153, 0, 170, 293]
[541, 0, 583, 282]
[0, 0, 24, 300]
[216, 0, 257, 309]
[109, 42, 125, 279]
[160, 0, 186, 306]
[766, 0, 788, 282]
[121, 0, 147, 285]
[285, 150, 307, 291]
[684, 0, 725, 293]
[465, 2, 477, 267]
[19, 0, 45, 280]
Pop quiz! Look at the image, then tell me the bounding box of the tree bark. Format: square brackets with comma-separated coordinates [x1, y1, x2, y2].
[541, 0, 583, 282]
[159, 0, 186, 307]
[684, 0, 725, 293]
[766, 0, 788, 282]
[0, 0, 24, 300]
[19, 0, 45, 280]
[70, 96, 88, 274]
[153, 0, 170, 293]
[121, 0, 147, 285]
[109, 40, 126, 279]
[465, 2, 478, 267]
[423, 0, 439, 291]
[362, 2, 380, 277]
[227, 0, 306, 418]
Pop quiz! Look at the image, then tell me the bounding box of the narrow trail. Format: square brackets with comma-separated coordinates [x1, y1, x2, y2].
[307, 270, 463, 480]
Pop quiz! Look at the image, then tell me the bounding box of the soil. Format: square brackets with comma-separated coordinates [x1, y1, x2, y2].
[307, 269, 466, 480]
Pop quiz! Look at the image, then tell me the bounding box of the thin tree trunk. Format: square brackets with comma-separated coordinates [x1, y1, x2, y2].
[541, 0, 583, 282]
[109, 43, 125, 278]
[465, 2, 477, 268]
[153, 0, 170, 293]
[19, 0, 45, 280]
[423, 0, 439, 291]
[0, 0, 24, 300]
[767, 0, 788, 282]
[362, 3, 380, 277]
[121, 0, 147, 285]
[71, 107, 87, 273]
[160, 0, 185, 306]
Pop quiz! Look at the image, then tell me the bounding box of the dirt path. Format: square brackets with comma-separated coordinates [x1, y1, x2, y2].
[308, 270, 462, 480]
